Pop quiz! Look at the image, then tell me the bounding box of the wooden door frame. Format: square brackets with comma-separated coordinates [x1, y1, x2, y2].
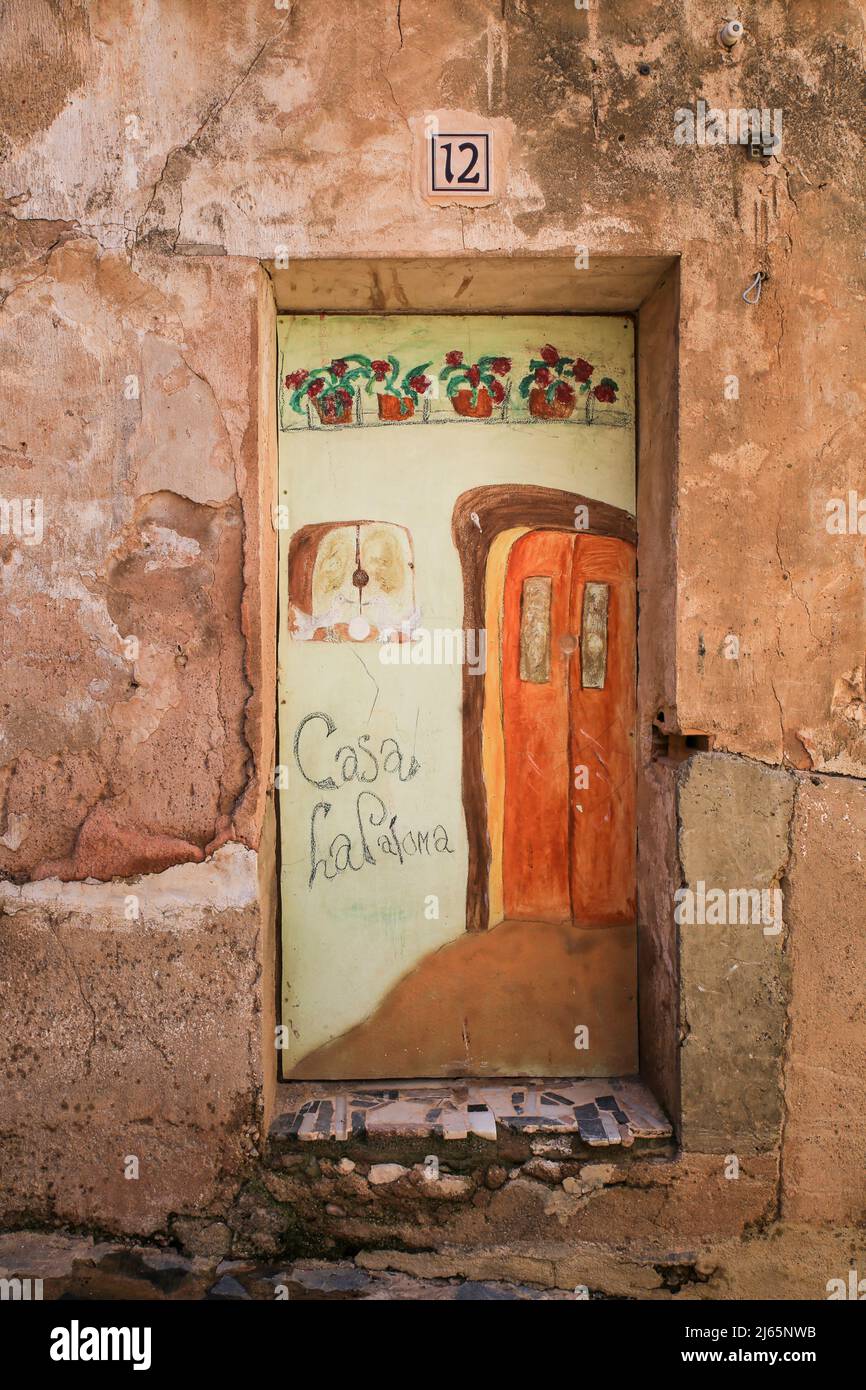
[451, 484, 637, 933]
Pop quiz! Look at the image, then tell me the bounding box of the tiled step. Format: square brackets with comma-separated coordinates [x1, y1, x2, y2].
[269, 1075, 672, 1151]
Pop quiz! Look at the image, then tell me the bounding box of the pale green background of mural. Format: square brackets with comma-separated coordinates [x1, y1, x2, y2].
[277, 315, 635, 1074]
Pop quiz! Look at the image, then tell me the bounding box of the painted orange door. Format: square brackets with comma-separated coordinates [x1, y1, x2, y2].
[502, 530, 636, 925]
[502, 530, 574, 921]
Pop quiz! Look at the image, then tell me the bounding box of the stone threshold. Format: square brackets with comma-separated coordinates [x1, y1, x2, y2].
[269, 1075, 672, 1149]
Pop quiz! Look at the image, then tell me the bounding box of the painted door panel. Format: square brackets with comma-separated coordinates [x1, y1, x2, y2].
[277, 312, 637, 1077]
[568, 536, 636, 924]
[502, 530, 636, 927]
[502, 530, 574, 921]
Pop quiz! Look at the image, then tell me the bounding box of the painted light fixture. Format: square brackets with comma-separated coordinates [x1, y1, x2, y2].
[290, 521, 417, 643]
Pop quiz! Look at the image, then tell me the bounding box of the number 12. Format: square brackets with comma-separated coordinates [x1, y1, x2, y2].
[441, 140, 480, 185]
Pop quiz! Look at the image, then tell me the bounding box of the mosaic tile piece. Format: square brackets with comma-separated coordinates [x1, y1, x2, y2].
[573, 1102, 600, 1120]
[366, 1100, 447, 1137]
[576, 1119, 608, 1144]
[440, 1111, 469, 1140]
[333, 1095, 349, 1142]
[466, 1104, 497, 1141]
[595, 1093, 630, 1125]
[597, 1111, 622, 1144]
[541, 1090, 578, 1107]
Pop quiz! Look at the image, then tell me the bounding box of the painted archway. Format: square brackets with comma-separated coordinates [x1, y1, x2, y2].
[451, 484, 637, 934]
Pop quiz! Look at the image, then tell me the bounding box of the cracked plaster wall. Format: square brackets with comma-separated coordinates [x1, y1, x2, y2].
[0, 0, 863, 1260]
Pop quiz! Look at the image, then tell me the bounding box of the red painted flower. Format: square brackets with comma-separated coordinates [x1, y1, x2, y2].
[331, 359, 348, 378]
[554, 381, 575, 404]
[466, 364, 481, 387]
[408, 374, 430, 394]
[285, 368, 309, 390]
[371, 359, 390, 381]
[445, 350, 463, 366]
[572, 357, 593, 383]
[534, 366, 552, 386]
[336, 388, 352, 407]
[490, 379, 506, 404]
[594, 383, 617, 403]
[540, 344, 560, 366]
[307, 378, 325, 398]
[491, 357, 511, 376]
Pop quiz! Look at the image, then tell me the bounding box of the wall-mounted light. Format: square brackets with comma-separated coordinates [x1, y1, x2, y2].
[719, 19, 744, 47]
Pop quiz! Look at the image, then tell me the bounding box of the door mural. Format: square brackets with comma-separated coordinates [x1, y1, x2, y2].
[277, 315, 637, 1078]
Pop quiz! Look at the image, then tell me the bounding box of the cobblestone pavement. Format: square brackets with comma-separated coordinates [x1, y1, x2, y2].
[0, 1232, 583, 1301]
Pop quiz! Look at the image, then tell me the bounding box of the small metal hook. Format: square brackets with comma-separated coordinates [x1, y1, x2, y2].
[742, 271, 767, 305]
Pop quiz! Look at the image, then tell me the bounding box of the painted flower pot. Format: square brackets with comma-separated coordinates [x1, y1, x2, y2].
[585, 383, 618, 423]
[378, 393, 415, 421]
[452, 387, 492, 418]
[583, 394, 617, 419]
[529, 386, 576, 420]
[314, 395, 353, 425]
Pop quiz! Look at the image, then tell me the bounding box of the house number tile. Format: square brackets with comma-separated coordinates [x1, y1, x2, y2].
[429, 132, 491, 196]
[414, 110, 505, 208]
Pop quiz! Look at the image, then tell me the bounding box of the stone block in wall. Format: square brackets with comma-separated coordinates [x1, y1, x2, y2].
[0, 847, 262, 1234]
[636, 760, 680, 1130]
[677, 753, 795, 1153]
[782, 774, 866, 1224]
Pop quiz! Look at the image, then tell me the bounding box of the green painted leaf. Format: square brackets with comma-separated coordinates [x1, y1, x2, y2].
[341, 367, 368, 386]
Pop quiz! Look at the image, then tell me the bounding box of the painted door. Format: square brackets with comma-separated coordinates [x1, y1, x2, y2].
[277, 313, 637, 1079]
[502, 530, 636, 926]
